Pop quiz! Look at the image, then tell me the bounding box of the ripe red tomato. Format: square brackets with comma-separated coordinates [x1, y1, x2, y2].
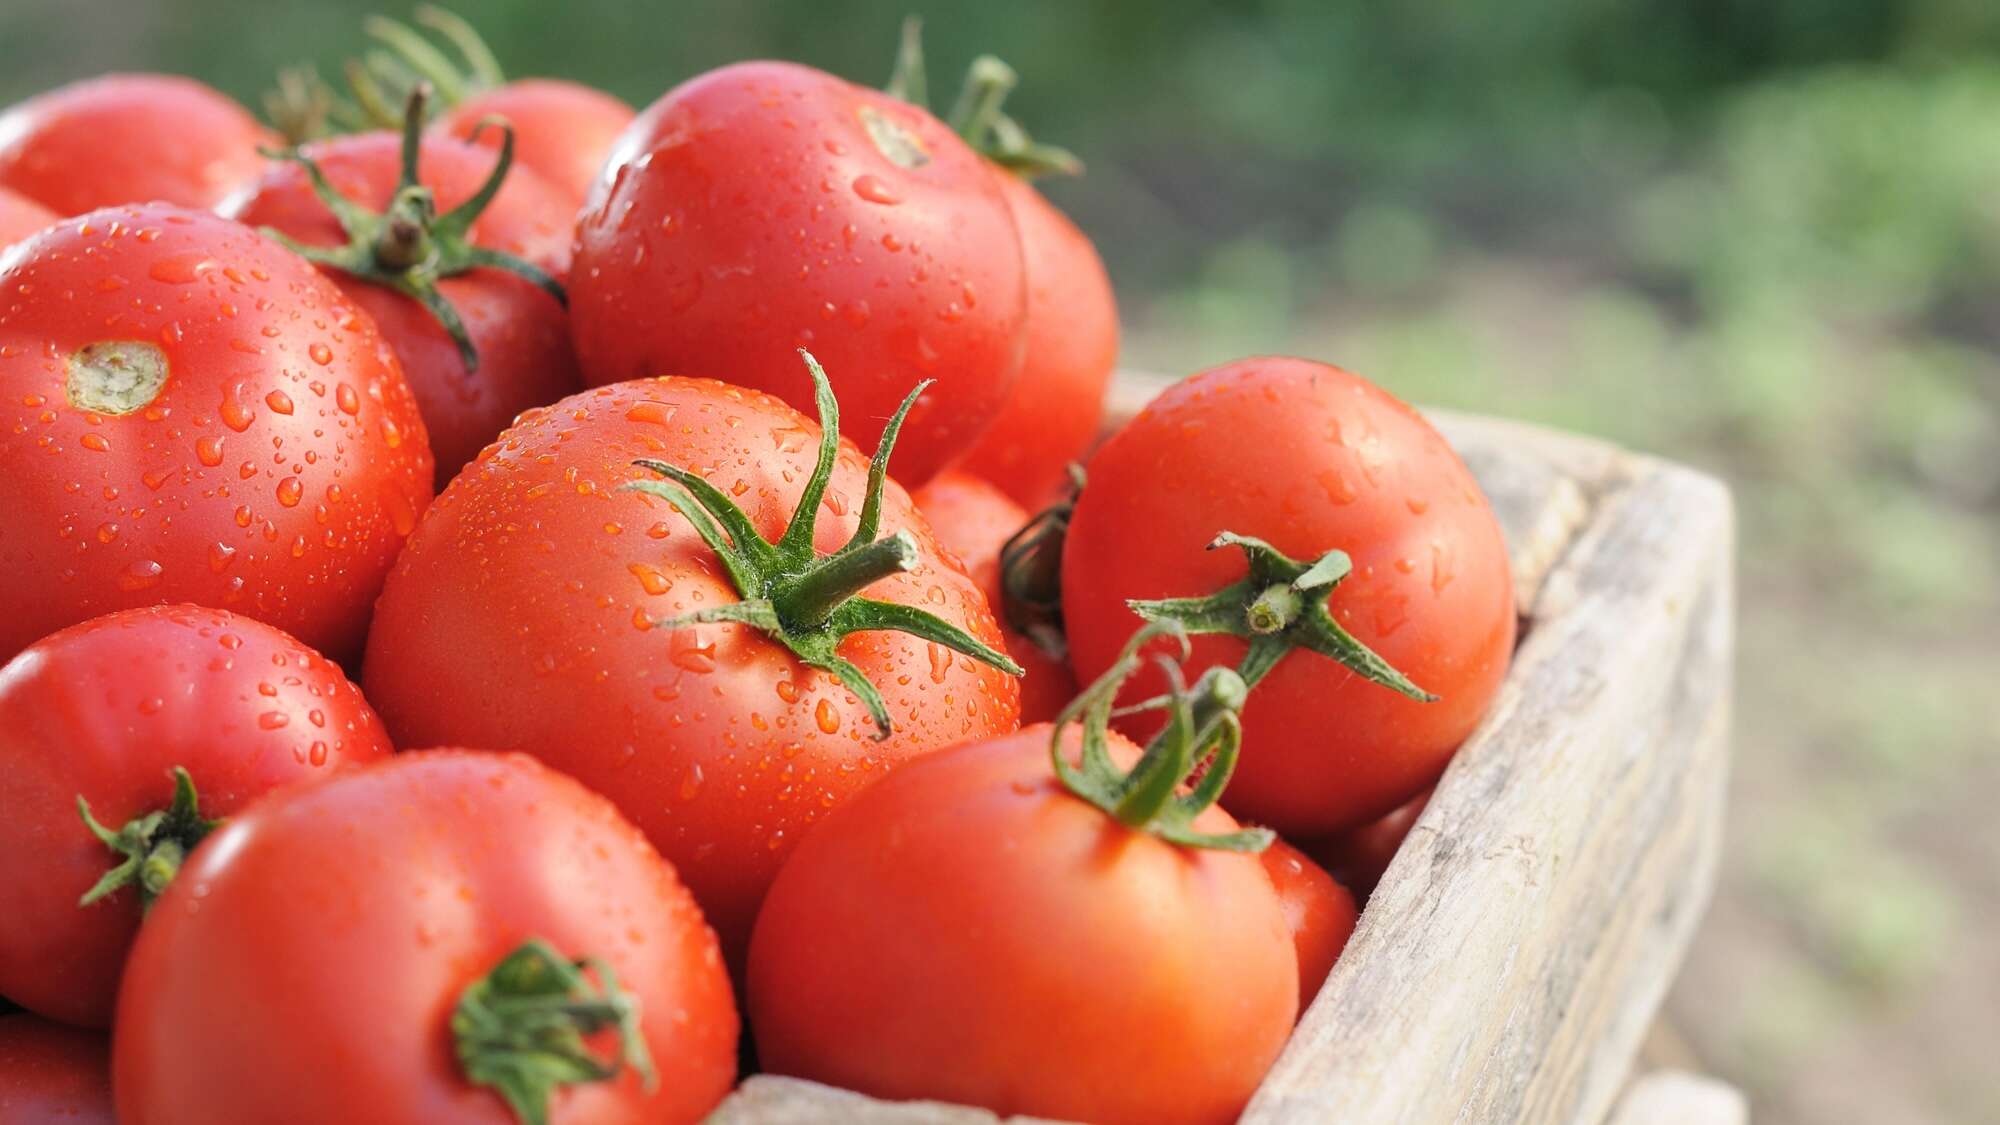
[0, 75, 270, 216]
[0, 204, 435, 664]
[436, 80, 635, 210]
[570, 61, 1029, 487]
[1261, 839, 1358, 1013]
[1306, 784, 1434, 900]
[113, 751, 738, 1125]
[1063, 357, 1515, 836]
[749, 631, 1295, 1125]
[364, 363, 1020, 963]
[0, 1014, 112, 1123]
[912, 468, 1076, 721]
[957, 173, 1118, 506]
[0, 187, 55, 247]
[0, 605, 391, 1027]
[222, 115, 578, 487]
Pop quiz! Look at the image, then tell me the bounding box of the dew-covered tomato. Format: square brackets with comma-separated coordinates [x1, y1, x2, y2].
[0, 75, 270, 216]
[0, 1014, 112, 1123]
[1063, 357, 1514, 836]
[0, 605, 391, 1027]
[0, 204, 434, 664]
[912, 468, 1075, 721]
[1261, 839, 1358, 1013]
[222, 92, 577, 488]
[749, 628, 1294, 1125]
[0, 187, 55, 247]
[113, 751, 738, 1125]
[956, 173, 1117, 506]
[364, 357, 1019, 963]
[437, 80, 635, 210]
[570, 61, 1028, 487]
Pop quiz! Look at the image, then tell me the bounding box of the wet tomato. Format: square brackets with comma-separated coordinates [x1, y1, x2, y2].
[436, 79, 635, 210]
[1261, 839, 1358, 1013]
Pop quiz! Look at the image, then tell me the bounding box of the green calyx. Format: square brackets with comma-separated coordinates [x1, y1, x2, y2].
[75, 766, 219, 911]
[1053, 622, 1271, 852]
[264, 5, 504, 143]
[257, 82, 565, 373]
[883, 17, 1083, 178]
[997, 464, 1084, 660]
[624, 350, 1024, 741]
[1128, 532, 1437, 701]
[453, 938, 655, 1125]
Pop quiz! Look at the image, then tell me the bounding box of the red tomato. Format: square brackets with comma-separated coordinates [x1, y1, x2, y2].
[748, 632, 1295, 1125]
[0, 75, 269, 216]
[1306, 784, 1434, 900]
[0, 205, 434, 665]
[957, 173, 1118, 506]
[113, 751, 738, 1125]
[436, 79, 635, 210]
[1261, 839, 1358, 1013]
[1063, 357, 1514, 835]
[912, 468, 1076, 721]
[222, 126, 577, 487]
[364, 367, 1020, 964]
[0, 188, 55, 247]
[570, 61, 1028, 486]
[0, 605, 391, 1027]
[0, 1014, 112, 1123]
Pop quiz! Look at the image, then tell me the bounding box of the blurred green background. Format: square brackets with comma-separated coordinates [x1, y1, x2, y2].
[5, 1, 1996, 1120]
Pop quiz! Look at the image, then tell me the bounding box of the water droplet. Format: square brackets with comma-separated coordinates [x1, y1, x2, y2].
[1317, 468, 1358, 505]
[379, 417, 403, 449]
[80, 433, 109, 452]
[335, 383, 361, 416]
[118, 559, 163, 591]
[308, 740, 329, 766]
[138, 697, 164, 716]
[275, 476, 302, 507]
[815, 698, 841, 734]
[219, 391, 254, 433]
[308, 343, 333, 366]
[851, 175, 901, 205]
[927, 643, 953, 684]
[1431, 541, 1456, 594]
[625, 401, 675, 426]
[628, 563, 671, 596]
[195, 435, 224, 466]
[775, 679, 800, 704]
[96, 522, 119, 544]
[208, 542, 238, 573]
[265, 390, 294, 415]
[678, 763, 705, 801]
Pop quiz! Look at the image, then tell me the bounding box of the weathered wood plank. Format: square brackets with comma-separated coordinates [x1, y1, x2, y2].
[711, 1077, 1065, 1125]
[1607, 1071, 1749, 1125]
[1239, 460, 1734, 1125]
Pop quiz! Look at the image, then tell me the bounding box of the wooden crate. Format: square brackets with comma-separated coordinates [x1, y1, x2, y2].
[711, 379, 1737, 1125]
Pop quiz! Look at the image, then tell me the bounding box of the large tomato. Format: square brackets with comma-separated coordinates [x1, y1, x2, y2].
[1063, 357, 1514, 835]
[0, 75, 269, 216]
[912, 468, 1076, 721]
[222, 96, 578, 488]
[113, 752, 738, 1125]
[749, 628, 1295, 1125]
[0, 188, 55, 247]
[1261, 839, 1358, 1013]
[0, 605, 391, 1027]
[570, 61, 1028, 486]
[364, 359, 1020, 963]
[0, 204, 434, 664]
[437, 80, 635, 210]
[0, 1014, 112, 1123]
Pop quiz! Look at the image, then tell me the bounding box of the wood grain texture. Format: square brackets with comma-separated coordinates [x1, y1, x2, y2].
[707, 380, 1735, 1125]
[1607, 1071, 1749, 1125]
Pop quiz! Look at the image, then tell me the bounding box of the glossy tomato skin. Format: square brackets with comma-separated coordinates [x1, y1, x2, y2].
[0, 605, 391, 1027]
[221, 132, 578, 487]
[0, 75, 270, 216]
[749, 724, 1297, 1125]
[957, 175, 1118, 507]
[570, 61, 1027, 487]
[1261, 839, 1358, 1013]
[912, 468, 1076, 721]
[0, 205, 434, 665]
[1063, 358, 1514, 836]
[1305, 784, 1434, 901]
[363, 378, 1018, 964]
[113, 751, 738, 1125]
[0, 1014, 113, 1123]
[435, 79, 636, 210]
[0, 188, 55, 247]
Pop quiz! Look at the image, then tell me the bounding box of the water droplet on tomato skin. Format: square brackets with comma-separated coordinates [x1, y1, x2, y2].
[117, 559, 163, 591]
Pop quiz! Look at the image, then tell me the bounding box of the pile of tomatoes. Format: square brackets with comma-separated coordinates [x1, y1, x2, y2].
[0, 14, 1517, 1125]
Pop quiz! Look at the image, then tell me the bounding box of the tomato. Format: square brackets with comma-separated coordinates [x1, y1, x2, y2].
[113, 751, 737, 1125]
[437, 80, 635, 210]
[222, 93, 578, 488]
[364, 357, 1020, 964]
[0, 605, 391, 1027]
[749, 625, 1295, 1125]
[571, 61, 1029, 487]
[0, 205, 434, 664]
[1306, 784, 1434, 901]
[0, 188, 55, 248]
[912, 468, 1076, 721]
[0, 1014, 112, 1124]
[1062, 357, 1514, 836]
[0, 75, 269, 217]
[1261, 839, 1358, 1013]
[956, 173, 1118, 506]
